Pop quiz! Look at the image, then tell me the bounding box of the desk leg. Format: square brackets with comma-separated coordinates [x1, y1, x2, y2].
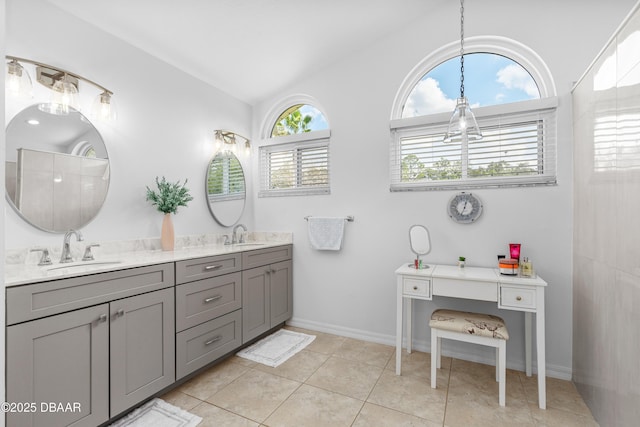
[406, 298, 413, 353]
[396, 281, 403, 375]
[525, 312, 532, 376]
[536, 296, 547, 409]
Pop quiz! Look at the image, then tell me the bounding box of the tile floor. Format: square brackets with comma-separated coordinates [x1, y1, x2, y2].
[162, 326, 599, 427]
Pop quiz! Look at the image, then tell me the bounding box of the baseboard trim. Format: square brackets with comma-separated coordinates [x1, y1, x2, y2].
[287, 316, 572, 380]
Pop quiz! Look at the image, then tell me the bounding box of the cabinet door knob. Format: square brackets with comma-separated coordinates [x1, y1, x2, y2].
[516, 296, 522, 301]
[115, 309, 125, 317]
[413, 286, 418, 290]
[271, 269, 277, 274]
[265, 269, 271, 275]
[98, 314, 108, 323]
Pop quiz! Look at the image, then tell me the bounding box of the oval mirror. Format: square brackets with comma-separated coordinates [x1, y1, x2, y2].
[409, 224, 431, 268]
[5, 104, 110, 233]
[206, 151, 246, 227]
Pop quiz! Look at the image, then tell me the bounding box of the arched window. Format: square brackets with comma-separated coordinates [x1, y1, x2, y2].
[259, 95, 330, 197]
[390, 36, 557, 190]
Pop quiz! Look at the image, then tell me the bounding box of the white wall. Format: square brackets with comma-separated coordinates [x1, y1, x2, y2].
[252, 0, 636, 378]
[4, 0, 254, 251]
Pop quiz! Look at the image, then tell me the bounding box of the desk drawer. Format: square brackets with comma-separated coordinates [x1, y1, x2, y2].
[403, 278, 431, 298]
[433, 278, 497, 302]
[499, 285, 536, 311]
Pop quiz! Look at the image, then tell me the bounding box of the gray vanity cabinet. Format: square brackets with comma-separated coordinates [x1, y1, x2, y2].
[110, 287, 175, 416]
[6, 304, 109, 427]
[5, 263, 175, 427]
[242, 245, 293, 343]
[175, 254, 243, 379]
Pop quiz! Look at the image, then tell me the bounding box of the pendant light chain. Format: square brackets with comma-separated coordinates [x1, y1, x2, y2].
[459, 0, 465, 98]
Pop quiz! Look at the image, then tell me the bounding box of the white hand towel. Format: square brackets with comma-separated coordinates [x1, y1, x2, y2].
[307, 217, 345, 250]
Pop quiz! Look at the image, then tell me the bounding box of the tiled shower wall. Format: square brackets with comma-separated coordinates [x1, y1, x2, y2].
[572, 4, 640, 426]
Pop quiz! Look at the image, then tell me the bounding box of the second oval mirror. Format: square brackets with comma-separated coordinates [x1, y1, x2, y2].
[206, 151, 245, 227]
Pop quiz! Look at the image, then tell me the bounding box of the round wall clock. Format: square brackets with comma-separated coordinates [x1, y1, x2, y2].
[448, 192, 483, 224]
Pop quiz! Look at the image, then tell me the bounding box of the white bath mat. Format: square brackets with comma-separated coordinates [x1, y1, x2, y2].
[109, 398, 201, 427]
[237, 329, 316, 367]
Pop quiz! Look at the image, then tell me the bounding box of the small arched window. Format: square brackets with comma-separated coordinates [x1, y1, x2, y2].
[260, 97, 331, 197]
[390, 36, 557, 190]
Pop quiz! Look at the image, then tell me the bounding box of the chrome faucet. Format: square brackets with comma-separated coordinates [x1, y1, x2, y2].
[60, 230, 84, 263]
[232, 224, 247, 244]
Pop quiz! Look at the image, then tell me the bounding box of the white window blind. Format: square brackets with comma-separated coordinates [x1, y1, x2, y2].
[259, 130, 330, 197]
[390, 98, 557, 190]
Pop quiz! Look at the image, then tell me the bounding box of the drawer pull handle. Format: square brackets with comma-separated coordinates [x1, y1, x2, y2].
[516, 296, 522, 301]
[204, 335, 222, 346]
[413, 286, 418, 290]
[98, 314, 108, 323]
[204, 264, 222, 271]
[204, 295, 223, 303]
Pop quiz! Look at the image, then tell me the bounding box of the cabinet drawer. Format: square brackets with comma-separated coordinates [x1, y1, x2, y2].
[176, 272, 242, 332]
[175, 253, 241, 284]
[176, 309, 242, 380]
[403, 278, 431, 298]
[499, 285, 537, 311]
[433, 278, 497, 302]
[6, 263, 175, 325]
[242, 245, 292, 269]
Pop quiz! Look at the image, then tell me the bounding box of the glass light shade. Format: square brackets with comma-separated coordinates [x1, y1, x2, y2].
[5, 59, 33, 100]
[91, 91, 117, 121]
[244, 141, 251, 156]
[443, 97, 482, 143]
[39, 75, 80, 115]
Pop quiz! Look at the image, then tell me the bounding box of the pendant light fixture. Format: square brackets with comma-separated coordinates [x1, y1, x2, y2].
[443, 0, 482, 143]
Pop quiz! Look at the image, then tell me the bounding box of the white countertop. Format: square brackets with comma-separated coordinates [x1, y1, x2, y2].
[395, 263, 547, 286]
[5, 241, 291, 287]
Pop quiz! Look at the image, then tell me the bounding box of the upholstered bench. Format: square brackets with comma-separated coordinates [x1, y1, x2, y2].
[429, 309, 509, 406]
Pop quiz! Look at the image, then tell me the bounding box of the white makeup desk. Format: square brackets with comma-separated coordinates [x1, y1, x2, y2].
[395, 263, 547, 409]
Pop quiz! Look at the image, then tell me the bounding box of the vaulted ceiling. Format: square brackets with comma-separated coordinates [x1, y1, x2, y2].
[46, 0, 444, 105]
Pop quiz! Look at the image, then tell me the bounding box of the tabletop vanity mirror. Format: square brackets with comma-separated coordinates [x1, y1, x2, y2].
[5, 104, 110, 233]
[206, 151, 246, 227]
[409, 224, 431, 269]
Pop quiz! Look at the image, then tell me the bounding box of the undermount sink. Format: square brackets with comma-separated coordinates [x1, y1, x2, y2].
[46, 261, 123, 271]
[233, 242, 267, 247]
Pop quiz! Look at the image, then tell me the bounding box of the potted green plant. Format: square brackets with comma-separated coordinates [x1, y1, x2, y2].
[458, 256, 466, 268]
[146, 176, 193, 251]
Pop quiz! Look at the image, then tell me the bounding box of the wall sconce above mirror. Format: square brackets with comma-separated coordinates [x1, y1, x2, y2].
[5, 56, 117, 121]
[214, 130, 250, 157]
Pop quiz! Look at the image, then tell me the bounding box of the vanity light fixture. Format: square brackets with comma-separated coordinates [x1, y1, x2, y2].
[5, 58, 33, 100]
[5, 56, 117, 121]
[214, 130, 250, 156]
[443, 0, 482, 143]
